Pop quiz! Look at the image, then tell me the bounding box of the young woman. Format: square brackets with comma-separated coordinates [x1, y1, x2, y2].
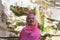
[19, 13, 51, 40]
[19, 13, 40, 40]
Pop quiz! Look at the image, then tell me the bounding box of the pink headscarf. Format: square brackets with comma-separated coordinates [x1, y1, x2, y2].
[19, 13, 40, 40]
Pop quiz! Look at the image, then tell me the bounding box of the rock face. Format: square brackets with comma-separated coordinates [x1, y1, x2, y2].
[0, 0, 10, 40]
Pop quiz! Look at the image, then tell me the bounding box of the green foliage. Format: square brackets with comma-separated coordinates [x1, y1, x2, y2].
[41, 15, 44, 28]
[43, 26, 52, 33]
[46, 37, 52, 40]
[38, 24, 44, 32]
[34, 7, 36, 15]
[10, 5, 21, 16]
[44, 1, 54, 6]
[38, 15, 44, 32]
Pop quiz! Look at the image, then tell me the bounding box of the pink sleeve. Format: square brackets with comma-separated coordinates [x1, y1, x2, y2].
[18, 29, 24, 40]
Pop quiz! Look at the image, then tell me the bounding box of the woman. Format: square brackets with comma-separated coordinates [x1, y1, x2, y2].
[19, 13, 51, 40]
[19, 13, 40, 40]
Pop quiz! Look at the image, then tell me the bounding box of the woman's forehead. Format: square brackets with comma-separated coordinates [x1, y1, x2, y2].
[26, 13, 35, 19]
[28, 16, 35, 18]
[27, 13, 35, 16]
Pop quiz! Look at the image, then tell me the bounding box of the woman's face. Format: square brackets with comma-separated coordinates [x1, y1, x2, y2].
[27, 16, 35, 25]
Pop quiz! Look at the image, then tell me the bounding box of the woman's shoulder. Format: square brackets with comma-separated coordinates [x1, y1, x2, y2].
[21, 26, 27, 31]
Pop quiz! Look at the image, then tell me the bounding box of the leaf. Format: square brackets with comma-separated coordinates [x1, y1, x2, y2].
[38, 24, 44, 32]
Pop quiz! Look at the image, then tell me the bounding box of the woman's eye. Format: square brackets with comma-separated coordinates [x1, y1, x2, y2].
[31, 18, 34, 20]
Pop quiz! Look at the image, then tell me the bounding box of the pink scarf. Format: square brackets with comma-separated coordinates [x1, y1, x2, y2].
[19, 13, 40, 40]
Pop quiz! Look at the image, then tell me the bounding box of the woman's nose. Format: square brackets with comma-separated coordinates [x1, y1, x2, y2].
[30, 19, 34, 22]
